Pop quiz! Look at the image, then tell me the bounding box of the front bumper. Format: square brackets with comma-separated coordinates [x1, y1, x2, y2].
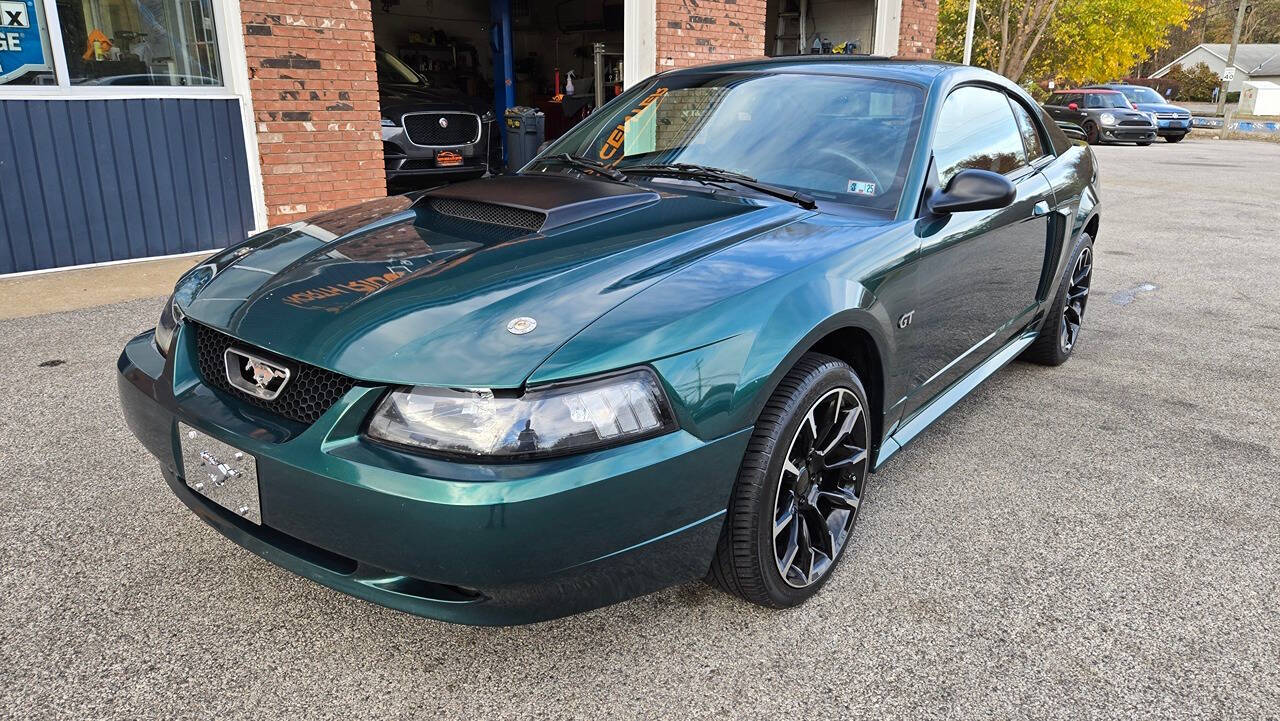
[117, 328, 749, 625]
[1155, 119, 1191, 137]
[382, 122, 494, 183]
[1100, 126, 1157, 143]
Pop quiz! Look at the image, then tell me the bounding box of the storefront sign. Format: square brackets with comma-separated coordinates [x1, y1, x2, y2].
[0, 0, 51, 83]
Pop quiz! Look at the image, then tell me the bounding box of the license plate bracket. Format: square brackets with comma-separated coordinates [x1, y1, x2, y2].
[178, 423, 262, 524]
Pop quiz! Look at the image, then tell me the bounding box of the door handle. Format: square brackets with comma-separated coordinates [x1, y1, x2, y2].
[1033, 201, 1051, 217]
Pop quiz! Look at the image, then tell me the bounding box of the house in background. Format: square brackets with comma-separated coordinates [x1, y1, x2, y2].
[1151, 43, 1280, 93]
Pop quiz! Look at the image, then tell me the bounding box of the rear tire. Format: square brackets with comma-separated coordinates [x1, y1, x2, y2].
[1022, 232, 1094, 366]
[708, 353, 871, 608]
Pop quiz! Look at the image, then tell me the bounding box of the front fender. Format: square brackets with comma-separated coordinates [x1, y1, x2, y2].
[529, 218, 915, 444]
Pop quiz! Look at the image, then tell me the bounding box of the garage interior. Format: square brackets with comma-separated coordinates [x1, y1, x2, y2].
[371, 0, 887, 183]
[373, 0, 626, 176]
[765, 0, 882, 56]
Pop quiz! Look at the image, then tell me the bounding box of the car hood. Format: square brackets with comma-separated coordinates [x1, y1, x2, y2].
[181, 174, 809, 388]
[1133, 102, 1189, 114]
[1096, 108, 1154, 122]
[379, 83, 488, 118]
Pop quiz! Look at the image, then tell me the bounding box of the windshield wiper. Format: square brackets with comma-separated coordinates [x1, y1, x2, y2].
[541, 154, 629, 182]
[624, 163, 818, 210]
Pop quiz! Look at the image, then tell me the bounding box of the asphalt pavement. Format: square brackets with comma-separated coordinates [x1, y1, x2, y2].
[2, 138, 1278, 719]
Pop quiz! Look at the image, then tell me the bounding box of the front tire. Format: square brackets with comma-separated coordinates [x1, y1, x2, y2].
[709, 353, 871, 607]
[1022, 232, 1094, 366]
[1084, 121, 1100, 144]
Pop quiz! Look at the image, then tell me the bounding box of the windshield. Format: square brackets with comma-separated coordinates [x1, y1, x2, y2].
[533, 72, 925, 214]
[1085, 93, 1132, 109]
[378, 51, 424, 86]
[1119, 86, 1165, 105]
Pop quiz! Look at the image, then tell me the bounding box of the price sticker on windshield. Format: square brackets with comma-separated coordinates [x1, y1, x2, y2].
[847, 180, 877, 196]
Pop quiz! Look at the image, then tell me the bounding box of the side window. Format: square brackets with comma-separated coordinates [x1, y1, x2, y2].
[1009, 100, 1049, 163]
[1047, 93, 1065, 106]
[933, 86, 1028, 184]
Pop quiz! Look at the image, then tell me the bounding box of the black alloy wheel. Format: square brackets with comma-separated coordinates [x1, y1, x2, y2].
[1061, 244, 1092, 352]
[1022, 232, 1095, 366]
[709, 353, 872, 607]
[771, 387, 868, 588]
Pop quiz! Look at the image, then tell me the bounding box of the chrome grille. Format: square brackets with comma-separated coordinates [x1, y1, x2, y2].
[403, 112, 481, 146]
[193, 324, 357, 426]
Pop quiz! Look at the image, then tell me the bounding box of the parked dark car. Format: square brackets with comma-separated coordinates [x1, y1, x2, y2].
[377, 47, 496, 186]
[1044, 89, 1157, 145]
[118, 57, 1101, 625]
[1085, 84, 1192, 143]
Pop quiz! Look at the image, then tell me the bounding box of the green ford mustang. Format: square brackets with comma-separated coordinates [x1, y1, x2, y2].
[118, 57, 1100, 625]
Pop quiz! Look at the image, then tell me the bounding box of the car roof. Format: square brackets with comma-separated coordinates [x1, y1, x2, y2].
[657, 55, 959, 85]
[1055, 88, 1120, 94]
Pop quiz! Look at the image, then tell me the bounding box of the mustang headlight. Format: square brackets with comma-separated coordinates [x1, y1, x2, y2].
[155, 264, 214, 356]
[1100, 112, 1116, 126]
[366, 369, 677, 459]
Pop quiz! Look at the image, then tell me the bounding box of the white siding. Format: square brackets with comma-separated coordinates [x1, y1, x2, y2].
[1154, 46, 1256, 92]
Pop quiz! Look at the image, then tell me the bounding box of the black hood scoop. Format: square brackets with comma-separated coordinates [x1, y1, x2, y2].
[427, 197, 546, 231]
[421, 173, 659, 233]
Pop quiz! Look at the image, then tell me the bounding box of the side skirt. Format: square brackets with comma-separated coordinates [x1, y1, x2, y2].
[873, 329, 1038, 470]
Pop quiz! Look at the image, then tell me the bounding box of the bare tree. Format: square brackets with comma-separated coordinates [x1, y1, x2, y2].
[995, 0, 1061, 81]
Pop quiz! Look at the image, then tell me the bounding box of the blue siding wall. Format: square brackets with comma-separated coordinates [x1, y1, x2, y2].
[0, 98, 255, 275]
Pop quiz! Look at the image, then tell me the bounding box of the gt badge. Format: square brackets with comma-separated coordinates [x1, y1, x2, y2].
[897, 311, 914, 329]
[224, 348, 292, 400]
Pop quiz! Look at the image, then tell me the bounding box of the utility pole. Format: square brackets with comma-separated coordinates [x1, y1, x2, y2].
[1216, 0, 1248, 117]
[963, 0, 978, 65]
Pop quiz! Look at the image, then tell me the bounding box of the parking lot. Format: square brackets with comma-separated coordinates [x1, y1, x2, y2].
[2, 138, 1278, 719]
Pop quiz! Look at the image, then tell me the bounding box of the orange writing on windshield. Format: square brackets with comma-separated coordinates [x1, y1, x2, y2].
[598, 87, 668, 162]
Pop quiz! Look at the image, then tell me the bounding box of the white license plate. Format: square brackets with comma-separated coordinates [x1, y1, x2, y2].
[178, 423, 262, 524]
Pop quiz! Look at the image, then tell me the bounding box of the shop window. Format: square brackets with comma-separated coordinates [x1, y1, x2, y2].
[57, 0, 221, 85]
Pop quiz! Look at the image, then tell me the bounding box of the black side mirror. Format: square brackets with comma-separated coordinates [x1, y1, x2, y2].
[928, 169, 1017, 215]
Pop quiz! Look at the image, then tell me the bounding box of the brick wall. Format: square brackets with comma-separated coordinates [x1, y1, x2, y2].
[240, 0, 386, 226]
[897, 0, 938, 58]
[656, 0, 768, 70]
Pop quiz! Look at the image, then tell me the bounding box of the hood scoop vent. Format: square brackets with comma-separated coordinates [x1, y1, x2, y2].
[422, 173, 659, 235]
[429, 197, 546, 231]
